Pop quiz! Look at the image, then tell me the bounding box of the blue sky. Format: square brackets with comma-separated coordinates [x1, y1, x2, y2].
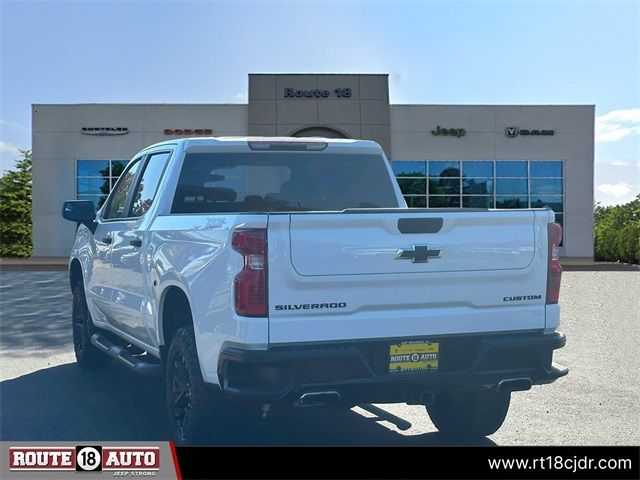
[1, 0, 638, 205]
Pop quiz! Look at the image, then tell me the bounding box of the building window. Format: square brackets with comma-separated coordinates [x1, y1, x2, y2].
[394, 159, 564, 232]
[76, 159, 129, 210]
[393, 161, 427, 209]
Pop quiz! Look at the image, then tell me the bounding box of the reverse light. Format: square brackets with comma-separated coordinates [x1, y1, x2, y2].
[546, 222, 563, 304]
[232, 229, 268, 317]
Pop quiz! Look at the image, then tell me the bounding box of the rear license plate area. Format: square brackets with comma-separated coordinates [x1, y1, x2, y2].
[388, 341, 439, 373]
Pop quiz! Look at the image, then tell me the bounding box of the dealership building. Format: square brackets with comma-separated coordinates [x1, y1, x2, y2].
[32, 73, 595, 258]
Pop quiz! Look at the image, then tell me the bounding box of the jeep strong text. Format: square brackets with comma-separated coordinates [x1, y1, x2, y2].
[62, 137, 567, 444]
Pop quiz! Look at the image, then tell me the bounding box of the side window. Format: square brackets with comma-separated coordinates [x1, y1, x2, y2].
[104, 158, 142, 219]
[129, 151, 171, 217]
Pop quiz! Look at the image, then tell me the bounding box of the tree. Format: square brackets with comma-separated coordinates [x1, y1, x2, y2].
[594, 194, 640, 264]
[0, 149, 32, 257]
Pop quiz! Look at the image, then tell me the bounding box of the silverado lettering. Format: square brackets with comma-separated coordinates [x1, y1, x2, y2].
[275, 302, 347, 311]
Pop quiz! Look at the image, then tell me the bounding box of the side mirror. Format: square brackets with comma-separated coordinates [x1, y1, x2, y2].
[62, 200, 96, 223]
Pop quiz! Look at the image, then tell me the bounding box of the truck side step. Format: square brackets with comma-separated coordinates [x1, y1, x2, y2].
[91, 333, 161, 376]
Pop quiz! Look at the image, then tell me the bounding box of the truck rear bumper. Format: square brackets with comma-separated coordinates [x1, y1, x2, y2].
[217, 331, 567, 405]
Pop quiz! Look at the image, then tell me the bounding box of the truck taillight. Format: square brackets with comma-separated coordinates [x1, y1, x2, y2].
[232, 229, 268, 317]
[546, 222, 563, 304]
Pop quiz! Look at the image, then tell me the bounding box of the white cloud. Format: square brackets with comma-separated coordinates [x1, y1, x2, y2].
[0, 140, 20, 156]
[0, 118, 30, 134]
[595, 108, 640, 142]
[610, 160, 632, 166]
[234, 92, 248, 103]
[597, 182, 634, 198]
[0, 141, 22, 172]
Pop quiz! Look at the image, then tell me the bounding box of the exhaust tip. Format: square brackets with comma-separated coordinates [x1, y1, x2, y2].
[298, 391, 341, 407]
[498, 378, 532, 392]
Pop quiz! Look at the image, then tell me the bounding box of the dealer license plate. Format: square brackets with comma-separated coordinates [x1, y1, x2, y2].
[388, 341, 439, 373]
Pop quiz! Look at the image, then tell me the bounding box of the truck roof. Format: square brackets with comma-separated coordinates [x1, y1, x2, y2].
[139, 136, 384, 155]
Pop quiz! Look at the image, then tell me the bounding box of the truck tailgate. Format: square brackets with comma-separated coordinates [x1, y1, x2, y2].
[289, 211, 535, 275]
[267, 210, 550, 345]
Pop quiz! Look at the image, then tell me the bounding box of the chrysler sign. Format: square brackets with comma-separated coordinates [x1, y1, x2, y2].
[81, 127, 128, 135]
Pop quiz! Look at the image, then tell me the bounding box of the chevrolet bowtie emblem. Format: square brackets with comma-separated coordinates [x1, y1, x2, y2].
[396, 245, 443, 263]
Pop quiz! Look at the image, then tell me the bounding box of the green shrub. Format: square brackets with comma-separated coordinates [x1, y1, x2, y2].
[594, 194, 640, 264]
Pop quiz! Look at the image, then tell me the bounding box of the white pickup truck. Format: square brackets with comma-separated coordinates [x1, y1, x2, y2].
[62, 137, 567, 444]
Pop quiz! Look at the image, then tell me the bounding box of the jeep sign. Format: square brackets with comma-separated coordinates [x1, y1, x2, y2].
[431, 126, 466, 138]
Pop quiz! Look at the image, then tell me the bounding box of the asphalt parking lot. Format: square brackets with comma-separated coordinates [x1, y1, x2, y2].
[1, 270, 638, 445]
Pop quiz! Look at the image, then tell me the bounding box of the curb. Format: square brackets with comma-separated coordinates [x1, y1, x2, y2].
[0, 264, 68, 272]
[0, 257, 68, 272]
[562, 263, 639, 272]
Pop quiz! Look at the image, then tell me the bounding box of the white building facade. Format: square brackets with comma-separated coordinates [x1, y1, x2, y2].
[32, 74, 594, 258]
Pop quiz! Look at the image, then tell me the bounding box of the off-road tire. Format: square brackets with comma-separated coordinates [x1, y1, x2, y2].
[165, 326, 234, 445]
[426, 388, 511, 438]
[72, 283, 112, 368]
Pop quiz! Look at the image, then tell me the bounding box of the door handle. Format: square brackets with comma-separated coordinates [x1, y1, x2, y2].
[129, 238, 142, 247]
[102, 236, 112, 245]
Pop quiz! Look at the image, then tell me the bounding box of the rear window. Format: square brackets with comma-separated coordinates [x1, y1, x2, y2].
[171, 152, 399, 213]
